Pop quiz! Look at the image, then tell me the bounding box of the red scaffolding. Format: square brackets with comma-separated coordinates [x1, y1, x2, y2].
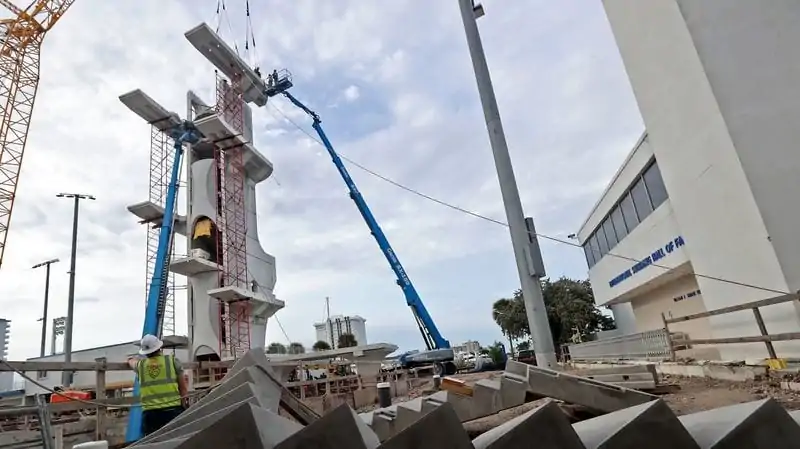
[214, 72, 251, 359]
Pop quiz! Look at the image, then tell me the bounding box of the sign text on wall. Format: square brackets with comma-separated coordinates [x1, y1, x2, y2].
[608, 236, 685, 288]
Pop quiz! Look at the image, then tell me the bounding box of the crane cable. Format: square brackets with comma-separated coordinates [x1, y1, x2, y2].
[214, 0, 240, 56]
[244, 0, 261, 73]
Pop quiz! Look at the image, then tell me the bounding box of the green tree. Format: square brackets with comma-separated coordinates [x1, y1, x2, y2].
[312, 340, 332, 351]
[267, 342, 287, 354]
[516, 341, 530, 352]
[288, 342, 306, 354]
[338, 333, 358, 348]
[492, 277, 615, 349]
[492, 297, 527, 356]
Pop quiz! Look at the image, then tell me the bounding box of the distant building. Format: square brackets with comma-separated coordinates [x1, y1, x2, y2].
[313, 315, 367, 349]
[452, 340, 481, 355]
[0, 320, 12, 392]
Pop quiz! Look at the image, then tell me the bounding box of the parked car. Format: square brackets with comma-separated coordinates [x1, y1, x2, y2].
[515, 349, 537, 366]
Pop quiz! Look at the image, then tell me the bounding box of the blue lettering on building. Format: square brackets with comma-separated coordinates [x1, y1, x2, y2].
[608, 236, 685, 288]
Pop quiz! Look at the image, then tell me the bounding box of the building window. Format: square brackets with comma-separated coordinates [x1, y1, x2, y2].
[610, 205, 627, 241]
[589, 234, 601, 267]
[583, 243, 595, 268]
[602, 218, 618, 250]
[620, 193, 639, 233]
[630, 177, 653, 221]
[596, 224, 609, 256]
[643, 161, 668, 209]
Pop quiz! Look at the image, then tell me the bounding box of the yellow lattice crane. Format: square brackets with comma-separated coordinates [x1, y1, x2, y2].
[0, 0, 75, 268]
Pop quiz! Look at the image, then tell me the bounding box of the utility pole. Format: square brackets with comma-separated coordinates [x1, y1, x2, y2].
[457, 0, 557, 367]
[56, 193, 96, 386]
[32, 258, 59, 358]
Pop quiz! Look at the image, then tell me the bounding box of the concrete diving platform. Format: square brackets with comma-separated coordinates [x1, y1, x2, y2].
[184, 22, 268, 107]
[127, 201, 187, 236]
[193, 112, 274, 183]
[169, 256, 220, 277]
[207, 286, 285, 317]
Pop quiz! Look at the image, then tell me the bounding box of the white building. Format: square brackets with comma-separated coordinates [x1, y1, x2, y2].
[452, 340, 481, 355]
[313, 315, 367, 349]
[578, 1, 800, 361]
[0, 319, 12, 392]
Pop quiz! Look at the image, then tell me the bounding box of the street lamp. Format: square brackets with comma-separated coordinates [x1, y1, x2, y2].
[457, 0, 557, 367]
[56, 193, 95, 386]
[32, 258, 59, 358]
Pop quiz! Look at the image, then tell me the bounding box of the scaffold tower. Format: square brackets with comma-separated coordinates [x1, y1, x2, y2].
[214, 72, 251, 359]
[145, 125, 177, 337]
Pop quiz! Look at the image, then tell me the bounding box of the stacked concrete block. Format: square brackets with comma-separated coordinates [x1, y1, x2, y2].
[127, 350, 800, 448]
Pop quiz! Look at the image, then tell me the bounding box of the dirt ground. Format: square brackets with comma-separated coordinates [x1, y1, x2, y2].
[385, 370, 800, 436]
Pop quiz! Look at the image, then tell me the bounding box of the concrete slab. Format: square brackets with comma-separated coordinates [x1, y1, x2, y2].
[791, 409, 800, 425]
[131, 434, 194, 449]
[679, 398, 800, 448]
[275, 404, 380, 449]
[370, 405, 398, 442]
[174, 402, 300, 449]
[145, 397, 261, 443]
[508, 360, 657, 413]
[573, 399, 698, 449]
[423, 390, 475, 421]
[379, 403, 473, 449]
[471, 400, 585, 449]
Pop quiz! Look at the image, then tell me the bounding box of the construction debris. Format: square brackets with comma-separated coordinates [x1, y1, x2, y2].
[123, 349, 800, 448]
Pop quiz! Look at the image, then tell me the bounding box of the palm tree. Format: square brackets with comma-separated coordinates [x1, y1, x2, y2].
[266, 342, 287, 354]
[312, 340, 332, 351]
[338, 333, 358, 348]
[288, 342, 306, 355]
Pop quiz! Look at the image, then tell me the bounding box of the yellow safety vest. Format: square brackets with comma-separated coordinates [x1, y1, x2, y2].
[137, 355, 181, 411]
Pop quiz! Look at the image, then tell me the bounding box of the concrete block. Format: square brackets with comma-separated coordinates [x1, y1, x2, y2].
[471, 400, 585, 449]
[679, 398, 800, 448]
[577, 364, 657, 379]
[131, 435, 194, 449]
[508, 360, 657, 413]
[573, 399, 699, 449]
[423, 390, 475, 421]
[174, 402, 300, 449]
[583, 373, 656, 384]
[790, 409, 800, 425]
[472, 379, 503, 416]
[378, 402, 473, 449]
[370, 405, 398, 442]
[190, 365, 280, 413]
[275, 404, 380, 449]
[395, 397, 427, 432]
[498, 373, 527, 409]
[354, 386, 378, 408]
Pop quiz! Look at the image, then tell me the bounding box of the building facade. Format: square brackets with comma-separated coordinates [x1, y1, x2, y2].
[578, 0, 800, 361]
[0, 320, 11, 392]
[313, 315, 368, 349]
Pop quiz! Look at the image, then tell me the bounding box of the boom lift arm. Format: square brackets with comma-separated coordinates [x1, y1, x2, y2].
[125, 121, 201, 443]
[281, 91, 450, 352]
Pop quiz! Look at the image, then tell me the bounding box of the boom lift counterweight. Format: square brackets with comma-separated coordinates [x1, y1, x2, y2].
[272, 80, 456, 374]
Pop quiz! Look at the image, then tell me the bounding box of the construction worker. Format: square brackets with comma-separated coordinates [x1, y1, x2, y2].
[127, 334, 188, 436]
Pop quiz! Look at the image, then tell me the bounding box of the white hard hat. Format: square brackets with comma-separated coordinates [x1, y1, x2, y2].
[139, 334, 163, 356]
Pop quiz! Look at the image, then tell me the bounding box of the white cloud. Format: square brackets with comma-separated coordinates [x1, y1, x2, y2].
[0, 0, 644, 362]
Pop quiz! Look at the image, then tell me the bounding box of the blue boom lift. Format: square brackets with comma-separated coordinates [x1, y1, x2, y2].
[265, 74, 456, 375]
[125, 121, 201, 442]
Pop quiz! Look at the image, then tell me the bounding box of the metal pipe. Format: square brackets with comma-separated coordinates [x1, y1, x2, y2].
[457, 0, 556, 367]
[56, 193, 95, 386]
[32, 258, 59, 358]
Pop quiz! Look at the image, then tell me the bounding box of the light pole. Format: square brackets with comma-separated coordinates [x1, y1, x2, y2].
[457, 0, 557, 367]
[56, 193, 95, 386]
[32, 258, 59, 358]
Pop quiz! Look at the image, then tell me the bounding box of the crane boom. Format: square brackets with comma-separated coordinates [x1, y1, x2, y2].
[281, 91, 450, 351]
[0, 0, 76, 269]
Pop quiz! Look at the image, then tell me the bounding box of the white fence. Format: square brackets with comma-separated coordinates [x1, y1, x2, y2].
[565, 329, 674, 362]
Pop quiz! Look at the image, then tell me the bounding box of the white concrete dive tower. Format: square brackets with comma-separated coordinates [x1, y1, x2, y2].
[126, 22, 284, 368]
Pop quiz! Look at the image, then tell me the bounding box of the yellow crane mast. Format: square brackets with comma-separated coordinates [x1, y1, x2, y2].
[0, 0, 75, 268]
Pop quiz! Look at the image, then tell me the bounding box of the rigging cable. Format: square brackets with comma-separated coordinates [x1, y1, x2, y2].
[244, 0, 261, 73]
[264, 100, 792, 297]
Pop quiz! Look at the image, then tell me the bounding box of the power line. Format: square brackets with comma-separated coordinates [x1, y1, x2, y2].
[265, 100, 791, 297]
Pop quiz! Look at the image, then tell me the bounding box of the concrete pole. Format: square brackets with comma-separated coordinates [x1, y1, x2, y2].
[457, 0, 557, 367]
[57, 193, 95, 386]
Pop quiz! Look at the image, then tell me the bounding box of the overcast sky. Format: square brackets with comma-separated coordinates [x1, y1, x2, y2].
[0, 0, 645, 360]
